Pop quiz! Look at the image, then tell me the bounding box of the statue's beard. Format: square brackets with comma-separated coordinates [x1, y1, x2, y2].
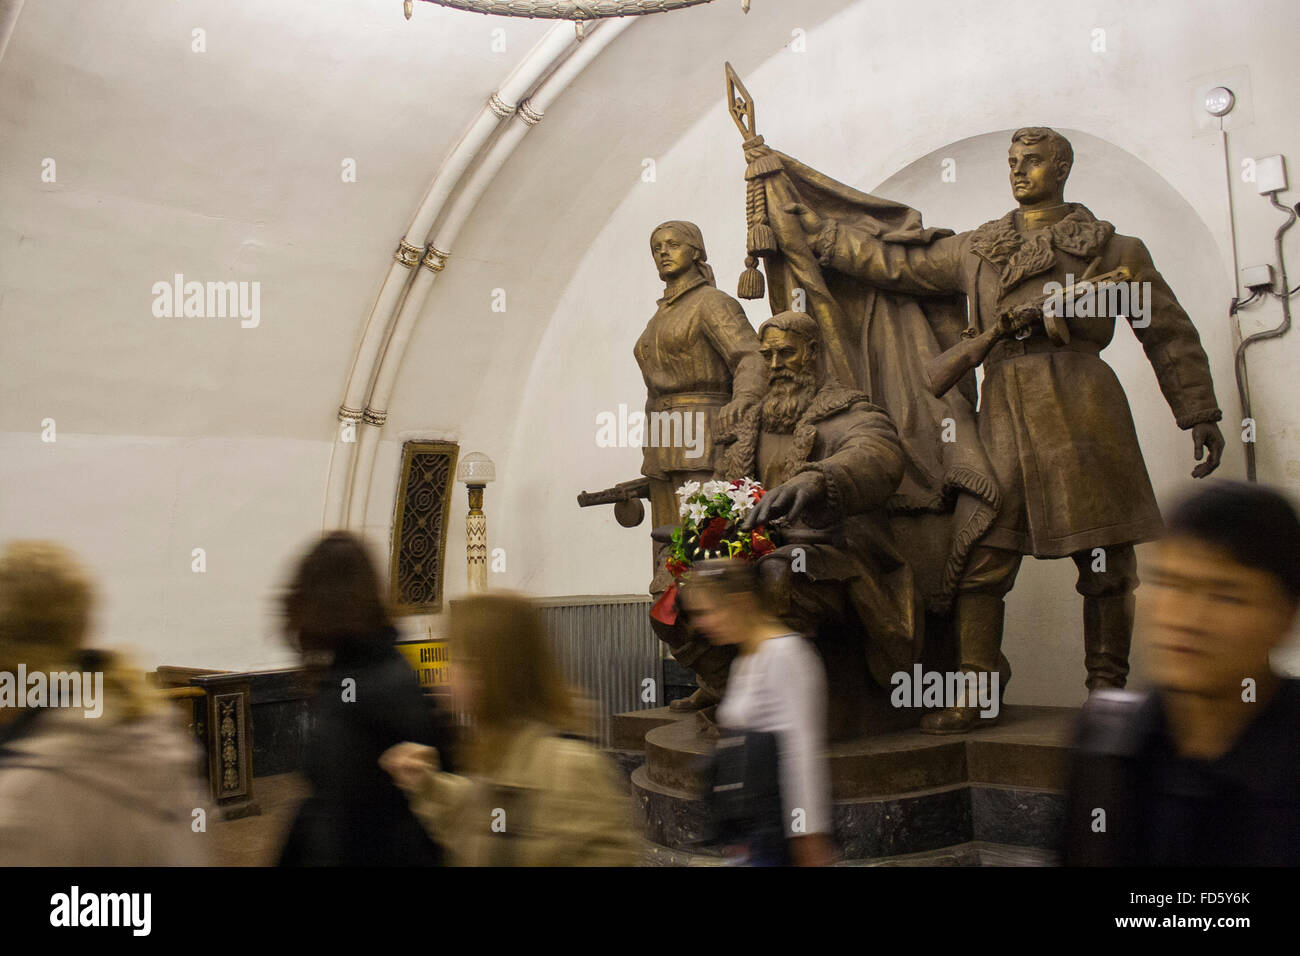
[760, 370, 818, 433]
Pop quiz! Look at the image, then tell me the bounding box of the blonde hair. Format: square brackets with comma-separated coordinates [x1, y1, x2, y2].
[450, 592, 573, 773]
[0, 541, 158, 721]
[0, 540, 94, 664]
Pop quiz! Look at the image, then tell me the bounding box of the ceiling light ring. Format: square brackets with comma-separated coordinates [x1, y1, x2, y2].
[412, 0, 726, 19]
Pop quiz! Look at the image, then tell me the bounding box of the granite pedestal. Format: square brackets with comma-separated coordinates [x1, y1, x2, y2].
[614, 704, 1076, 864]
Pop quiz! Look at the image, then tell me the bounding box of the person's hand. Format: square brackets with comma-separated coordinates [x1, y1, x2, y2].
[379, 742, 439, 791]
[789, 833, 835, 867]
[717, 397, 754, 436]
[782, 203, 824, 238]
[1191, 421, 1225, 478]
[743, 471, 825, 530]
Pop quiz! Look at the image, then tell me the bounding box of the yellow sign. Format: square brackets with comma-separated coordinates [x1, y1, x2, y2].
[396, 640, 451, 689]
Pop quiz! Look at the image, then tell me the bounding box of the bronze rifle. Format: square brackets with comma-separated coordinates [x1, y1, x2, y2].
[924, 266, 1132, 398]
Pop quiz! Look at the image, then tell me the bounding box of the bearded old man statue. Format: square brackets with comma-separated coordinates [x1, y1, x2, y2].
[718, 310, 918, 739]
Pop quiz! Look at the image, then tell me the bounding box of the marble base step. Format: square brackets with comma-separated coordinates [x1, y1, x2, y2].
[642, 839, 1058, 867]
[624, 704, 1075, 861]
[611, 706, 684, 751]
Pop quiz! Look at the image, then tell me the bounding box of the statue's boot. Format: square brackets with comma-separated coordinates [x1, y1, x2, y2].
[669, 684, 722, 712]
[1083, 592, 1134, 692]
[920, 592, 1010, 735]
[694, 704, 721, 738]
[650, 615, 733, 710]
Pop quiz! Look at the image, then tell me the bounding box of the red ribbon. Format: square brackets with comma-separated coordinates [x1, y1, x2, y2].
[650, 582, 679, 626]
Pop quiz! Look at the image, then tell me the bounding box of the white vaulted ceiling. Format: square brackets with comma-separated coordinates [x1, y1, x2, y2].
[0, 0, 861, 668]
[0, 0, 855, 444]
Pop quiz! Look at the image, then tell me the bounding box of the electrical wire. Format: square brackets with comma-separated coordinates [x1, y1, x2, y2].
[1230, 291, 1259, 315]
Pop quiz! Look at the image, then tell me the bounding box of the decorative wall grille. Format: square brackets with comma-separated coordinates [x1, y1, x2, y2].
[390, 441, 459, 614]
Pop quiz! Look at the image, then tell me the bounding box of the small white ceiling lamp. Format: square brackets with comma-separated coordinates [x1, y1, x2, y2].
[1203, 86, 1235, 118]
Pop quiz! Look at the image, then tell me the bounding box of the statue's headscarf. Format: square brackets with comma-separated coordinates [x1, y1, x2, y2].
[650, 220, 716, 288]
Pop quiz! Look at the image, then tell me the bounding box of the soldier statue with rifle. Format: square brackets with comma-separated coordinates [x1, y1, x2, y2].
[774, 125, 1226, 731]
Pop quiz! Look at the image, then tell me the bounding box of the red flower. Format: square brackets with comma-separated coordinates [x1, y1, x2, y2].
[752, 487, 766, 501]
[751, 529, 776, 556]
[666, 558, 689, 578]
[698, 516, 728, 551]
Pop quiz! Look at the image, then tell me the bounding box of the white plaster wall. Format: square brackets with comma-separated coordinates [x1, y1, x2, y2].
[0, 0, 551, 667]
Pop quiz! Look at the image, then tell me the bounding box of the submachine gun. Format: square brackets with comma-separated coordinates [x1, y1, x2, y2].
[576, 477, 652, 528]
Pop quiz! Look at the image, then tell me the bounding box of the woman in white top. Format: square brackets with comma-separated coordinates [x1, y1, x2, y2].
[679, 559, 834, 866]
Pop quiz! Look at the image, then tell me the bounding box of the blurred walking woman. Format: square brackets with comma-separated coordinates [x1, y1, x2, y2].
[0, 541, 207, 865]
[679, 559, 834, 866]
[279, 532, 446, 866]
[381, 592, 641, 866]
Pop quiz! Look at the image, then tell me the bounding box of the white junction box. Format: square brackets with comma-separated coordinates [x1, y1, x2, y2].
[1255, 154, 1287, 195]
[1241, 264, 1275, 292]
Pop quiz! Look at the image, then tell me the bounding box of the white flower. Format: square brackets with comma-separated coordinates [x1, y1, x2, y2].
[726, 486, 755, 517]
[676, 480, 702, 517]
[687, 501, 708, 524]
[700, 479, 728, 498]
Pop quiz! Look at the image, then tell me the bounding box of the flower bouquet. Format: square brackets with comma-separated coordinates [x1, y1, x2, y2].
[651, 478, 778, 626]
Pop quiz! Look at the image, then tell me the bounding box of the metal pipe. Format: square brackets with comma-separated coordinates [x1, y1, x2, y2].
[1233, 193, 1297, 482]
[345, 16, 635, 528]
[323, 24, 578, 528]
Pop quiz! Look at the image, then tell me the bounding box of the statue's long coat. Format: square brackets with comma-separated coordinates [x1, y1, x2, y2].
[814, 202, 1223, 557]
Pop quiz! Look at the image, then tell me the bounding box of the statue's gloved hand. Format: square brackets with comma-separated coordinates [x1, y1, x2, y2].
[743, 470, 826, 531]
[782, 202, 824, 237]
[717, 397, 754, 437]
[1190, 421, 1225, 478]
[996, 305, 1040, 339]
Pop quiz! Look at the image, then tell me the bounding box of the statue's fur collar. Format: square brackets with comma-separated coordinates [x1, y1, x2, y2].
[968, 203, 1114, 295]
[720, 383, 875, 482]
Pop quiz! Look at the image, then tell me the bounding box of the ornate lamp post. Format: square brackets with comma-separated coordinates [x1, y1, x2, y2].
[456, 451, 496, 592]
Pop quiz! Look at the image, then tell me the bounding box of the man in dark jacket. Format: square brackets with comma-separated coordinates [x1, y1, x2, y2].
[1061, 481, 1300, 865]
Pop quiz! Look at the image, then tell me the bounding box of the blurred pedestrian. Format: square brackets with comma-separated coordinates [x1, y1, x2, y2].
[0, 540, 207, 866]
[679, 558, 834, 866]
[278, 532, 447, 866]
[381, 591, 640, 866]
[1062, 481, 1300, 865]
